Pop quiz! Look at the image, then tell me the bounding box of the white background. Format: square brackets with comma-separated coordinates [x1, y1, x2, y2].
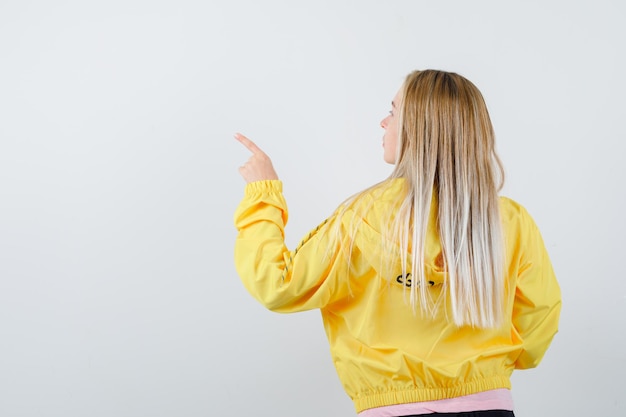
[1, 1, 624, 416]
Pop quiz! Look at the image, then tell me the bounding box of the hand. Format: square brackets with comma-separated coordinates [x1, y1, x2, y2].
[234, 133, 279, 183]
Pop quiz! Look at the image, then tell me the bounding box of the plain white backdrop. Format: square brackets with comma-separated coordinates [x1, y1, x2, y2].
[1, 0, 624, 416]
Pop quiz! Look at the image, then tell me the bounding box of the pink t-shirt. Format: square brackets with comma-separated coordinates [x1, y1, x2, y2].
[358, 389, 514, 416]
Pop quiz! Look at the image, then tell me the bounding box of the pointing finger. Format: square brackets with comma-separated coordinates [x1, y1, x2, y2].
[234, 133, 263, 154]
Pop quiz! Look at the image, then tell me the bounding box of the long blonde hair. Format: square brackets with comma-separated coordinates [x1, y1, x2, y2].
[378, 69, 505, 328]
[331, 70, 505, 328]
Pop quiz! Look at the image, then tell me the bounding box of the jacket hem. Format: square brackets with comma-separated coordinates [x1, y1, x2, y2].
[353, 375, 512, 413]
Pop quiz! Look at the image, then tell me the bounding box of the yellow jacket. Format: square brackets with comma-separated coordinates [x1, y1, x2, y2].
[233, 179, 561, 413]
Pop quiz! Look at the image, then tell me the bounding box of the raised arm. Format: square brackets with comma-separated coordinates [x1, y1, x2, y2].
[233, 134, 353, 313]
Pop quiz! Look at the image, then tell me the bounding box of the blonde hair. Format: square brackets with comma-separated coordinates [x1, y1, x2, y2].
[337, 70, 505, 328]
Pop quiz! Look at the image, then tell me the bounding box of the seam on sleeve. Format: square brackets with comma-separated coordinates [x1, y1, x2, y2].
[281, 218, 331, 281]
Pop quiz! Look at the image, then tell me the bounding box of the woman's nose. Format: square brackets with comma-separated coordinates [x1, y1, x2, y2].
[380, 116, 388, 129]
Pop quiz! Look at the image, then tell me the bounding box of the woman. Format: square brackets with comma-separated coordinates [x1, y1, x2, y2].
[233, 69, 561, 416]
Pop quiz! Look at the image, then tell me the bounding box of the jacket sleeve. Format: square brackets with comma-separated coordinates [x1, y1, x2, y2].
[512, 208, 562, 369]
[233, 180, 353, 313]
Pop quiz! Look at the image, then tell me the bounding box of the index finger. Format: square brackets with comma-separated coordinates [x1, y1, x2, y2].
[234, 133, 263, 154]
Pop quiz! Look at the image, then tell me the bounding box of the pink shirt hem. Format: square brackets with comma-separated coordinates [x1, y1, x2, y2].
[358, 388, 514, 416]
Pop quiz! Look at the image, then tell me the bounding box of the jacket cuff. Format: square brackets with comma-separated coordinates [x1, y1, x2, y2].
[244, 180, 283, 195]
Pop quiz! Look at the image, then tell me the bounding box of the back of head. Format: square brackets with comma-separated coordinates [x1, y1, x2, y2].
[393, 69, 503, 192]
[390, 69, 505, 328]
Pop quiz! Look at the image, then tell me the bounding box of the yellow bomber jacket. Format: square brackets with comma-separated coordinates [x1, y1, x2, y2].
[233, 179, 561, 413]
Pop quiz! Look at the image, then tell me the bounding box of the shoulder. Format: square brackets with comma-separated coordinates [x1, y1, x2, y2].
[499, 196, 526, 220]
[331, 179, 405, 233]
[361, 178, 406, 204]
[347, 179, 406, 216]
[499, 196, 543, 240]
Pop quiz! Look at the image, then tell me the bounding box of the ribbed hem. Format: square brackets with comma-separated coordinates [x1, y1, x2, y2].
[353, 375, 512, 413]
[244, 179, 283, 194]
